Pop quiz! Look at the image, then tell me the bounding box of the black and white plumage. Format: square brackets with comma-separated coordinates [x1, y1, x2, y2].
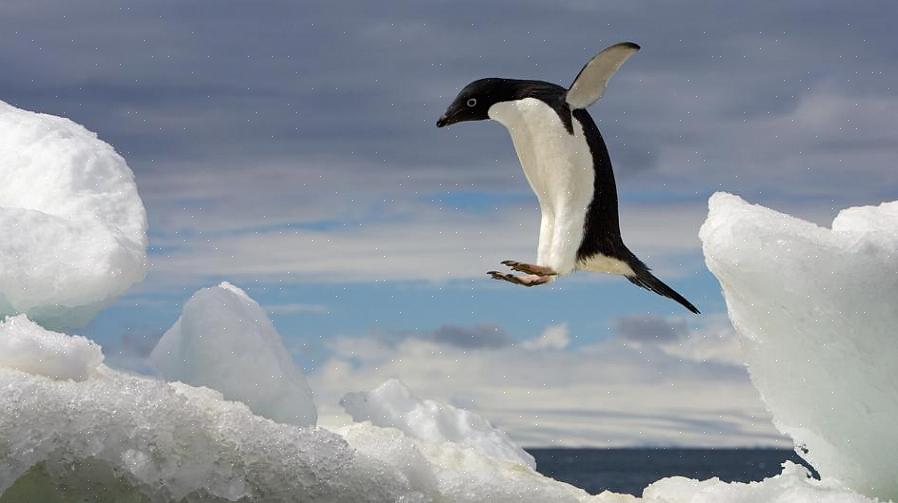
[437, 42, 699, 314]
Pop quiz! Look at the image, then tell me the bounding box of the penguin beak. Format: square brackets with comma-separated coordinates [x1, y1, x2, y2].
[437, 102, 475, 128]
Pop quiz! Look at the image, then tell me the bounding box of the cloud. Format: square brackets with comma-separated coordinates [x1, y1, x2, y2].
[522, 323, 570, 351]
[309, 319, 785, 447]
[613, 314, 687, 343]
[613, 313, 745, 367]
[356, 324, 514, 351]
[431, 324, 511, 349]
[141, 196, 716, 290]
[655, 316, 746, 367]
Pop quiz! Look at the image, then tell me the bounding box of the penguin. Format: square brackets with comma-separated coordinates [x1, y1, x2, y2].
[436, 42, 699, 314]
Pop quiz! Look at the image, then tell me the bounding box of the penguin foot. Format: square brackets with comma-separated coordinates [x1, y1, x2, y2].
[487, 271, 552, 287]
[500, 260, 557, 276]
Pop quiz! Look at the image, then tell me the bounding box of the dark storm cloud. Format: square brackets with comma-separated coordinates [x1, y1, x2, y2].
[613, 314, 688, 343]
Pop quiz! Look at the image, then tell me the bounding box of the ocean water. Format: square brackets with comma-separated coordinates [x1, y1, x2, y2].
[1, 448, 813, 501]
[529, 448, 815, 496]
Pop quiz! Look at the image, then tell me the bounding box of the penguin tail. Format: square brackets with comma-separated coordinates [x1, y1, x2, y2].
[625, 258, 700, 315]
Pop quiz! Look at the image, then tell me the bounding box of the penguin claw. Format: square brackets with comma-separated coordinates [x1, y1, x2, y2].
[487, 271, 551, 287]
[500, 260, 557, 276]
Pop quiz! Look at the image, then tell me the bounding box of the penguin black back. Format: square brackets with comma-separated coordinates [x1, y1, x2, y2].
[574, 108, 701, 314]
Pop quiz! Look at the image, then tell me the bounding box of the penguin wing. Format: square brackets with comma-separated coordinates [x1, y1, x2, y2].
[566, 42, 640, 109]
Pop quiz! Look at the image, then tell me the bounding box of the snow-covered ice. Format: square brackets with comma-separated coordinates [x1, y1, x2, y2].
[1, 336, 878, 503]
[0, 321, 596, 503]
[0, 314, 102, 381]
[634, 461, 879, 503]
[0, 100, 147, 329]
[338, 423, 596, 503]
[341, 378, 536, 468]
[150, 282, 317, 426]
[700, 192, 898, 501]
[0, 366, 420, 502]
[0, 313, 880, 502]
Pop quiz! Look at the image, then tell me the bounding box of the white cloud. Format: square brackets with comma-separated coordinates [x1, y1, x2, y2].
[618, 313, 745, 366]
[655, 316, 746, 367]
[308, 319, 786, 448]
[522, 323, 570, 351]
[144, 195, 715, 289]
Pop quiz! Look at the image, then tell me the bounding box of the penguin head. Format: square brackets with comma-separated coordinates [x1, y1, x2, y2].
[436, 78, 516, 128]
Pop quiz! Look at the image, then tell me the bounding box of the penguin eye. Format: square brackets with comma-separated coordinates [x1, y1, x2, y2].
[466, 98, 477, 108]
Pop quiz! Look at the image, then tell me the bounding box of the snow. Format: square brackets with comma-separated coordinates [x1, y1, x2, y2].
[634, 462, 879, 503]
[150, 282, 317, 426]
[0, 365, 422, 502]
[338, 423, 596, 502]
[0, 314, 103, 381]
[700, 192, 898, 501]
[0, 322, 593, 503]
[0, 318, 879, 503]
[341, 378, 536, 468]
[0, 101, 148, 329]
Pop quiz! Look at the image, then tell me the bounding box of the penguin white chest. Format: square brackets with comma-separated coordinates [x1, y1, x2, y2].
[487, 98, 594, 212]
[488, 98, 596, 275]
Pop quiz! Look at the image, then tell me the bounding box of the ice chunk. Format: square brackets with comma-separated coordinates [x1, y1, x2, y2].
[150, 282, 317, 426]
[636, 462, 879, 503]
[341, 423, 598, 503]
[341, 378, 536, 469]
[0, 314, 102, 381]
[700, 192, 898, 500]
[0, 366, 425, 502]
[0, 100, 148, 329]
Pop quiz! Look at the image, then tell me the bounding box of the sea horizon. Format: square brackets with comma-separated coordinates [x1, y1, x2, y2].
[527, 447, 814, 496]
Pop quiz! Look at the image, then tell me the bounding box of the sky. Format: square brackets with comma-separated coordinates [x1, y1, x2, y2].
[1, 0, 895, 447]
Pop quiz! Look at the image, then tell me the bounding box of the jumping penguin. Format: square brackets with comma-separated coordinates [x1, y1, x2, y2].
[436, 42, 700, 314]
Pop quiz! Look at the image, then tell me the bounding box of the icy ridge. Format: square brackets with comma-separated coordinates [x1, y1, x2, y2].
[342, 378, 536, 468]
[700, 192, 898, 500]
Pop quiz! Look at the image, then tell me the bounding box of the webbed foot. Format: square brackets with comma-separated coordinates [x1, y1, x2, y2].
[487, 271, 552, 287]
[500, 260, 558, 276]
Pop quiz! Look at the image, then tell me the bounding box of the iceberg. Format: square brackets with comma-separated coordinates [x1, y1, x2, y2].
[150, 282, 317, 426]
[341, 378, 536, 468]
[700, 192, 898, 500]
[0, 100, 147, 329]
